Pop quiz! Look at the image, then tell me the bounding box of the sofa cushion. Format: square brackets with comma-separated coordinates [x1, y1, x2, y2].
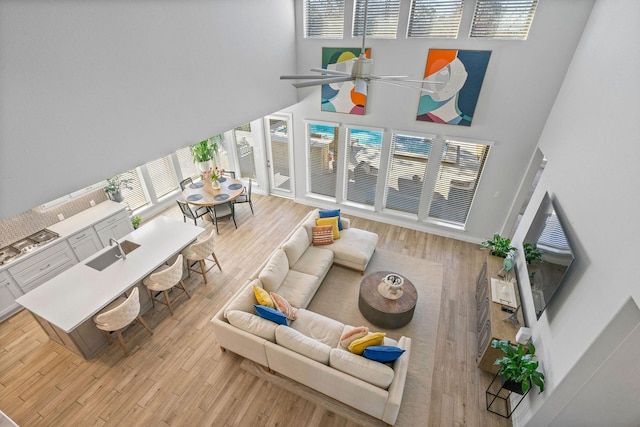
[318, 209, 343, 230]
[290, 246, 334, 278]
[282, 227, 310, 266]
[329, 348, 395, 389]
[315, 217, 340, 240]
[224, 281, 259, 318]
[327, 228, 378, 269]
[253, 286, 274, 308]
[275, 270, 321, 308]
[258, 249, 290, 292]
[291, 309, 345, 347]
[254, 305, 288, 325]
[270, 292, 298, 320]
[348, 332, 386, 355]
[339, 326, 369, 348]
[363, 346, 406, 363]
[276, 325, 332, 365]
[301, 209, 320, 243]
[311, 225, 334, 246]
[226, 310, 278, 342]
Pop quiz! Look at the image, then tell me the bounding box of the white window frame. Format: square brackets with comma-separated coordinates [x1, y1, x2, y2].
[305, 120, 342, 202]
[342, 124, 385, 210]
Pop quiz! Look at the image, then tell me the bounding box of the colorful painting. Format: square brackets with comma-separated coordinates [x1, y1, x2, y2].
[321, 47, 371, 115]
[417, 49, 491, 126]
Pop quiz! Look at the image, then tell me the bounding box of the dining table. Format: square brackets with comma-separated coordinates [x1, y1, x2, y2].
[180, 176, 245, 208]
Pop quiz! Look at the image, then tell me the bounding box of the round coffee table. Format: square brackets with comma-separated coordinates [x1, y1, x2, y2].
[358, 271, 418, 329]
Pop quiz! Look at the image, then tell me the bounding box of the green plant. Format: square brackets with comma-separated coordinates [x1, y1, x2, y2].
[523, 242, 543, 264]
[131, 215, 142, 229]
[491, 339, 545, 394]
[105, 174, 133, 194]
[481, 234, 517, 258]
[190, 135, 222, 163]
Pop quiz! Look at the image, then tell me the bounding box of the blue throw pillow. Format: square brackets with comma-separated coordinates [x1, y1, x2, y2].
[362, 346, 405, 363]
[319, 209, 342, 230]
[254, 304, 288, 325]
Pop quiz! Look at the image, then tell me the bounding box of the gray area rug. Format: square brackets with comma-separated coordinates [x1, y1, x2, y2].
[307, 249, 444, 427]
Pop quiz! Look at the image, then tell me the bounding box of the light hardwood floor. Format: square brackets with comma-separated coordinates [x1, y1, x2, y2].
[0, 195, 510, 427]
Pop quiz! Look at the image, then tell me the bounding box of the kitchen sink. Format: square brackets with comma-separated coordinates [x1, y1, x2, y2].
[85, 240, 141, 271]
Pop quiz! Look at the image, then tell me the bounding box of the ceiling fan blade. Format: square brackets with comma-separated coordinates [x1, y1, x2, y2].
[392, 78, 446, 84]
[292, 76, 354, 88]
[280, 75, 344, 80]
[354, 78, 367, 95]
[371, 75, 409, 80]
[309, 67, 351, 76]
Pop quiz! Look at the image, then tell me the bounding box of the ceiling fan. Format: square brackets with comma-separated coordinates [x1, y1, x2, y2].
[280, 0, 443, 96]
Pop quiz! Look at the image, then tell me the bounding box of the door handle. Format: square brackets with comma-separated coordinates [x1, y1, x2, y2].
[267, 160, 271, 168]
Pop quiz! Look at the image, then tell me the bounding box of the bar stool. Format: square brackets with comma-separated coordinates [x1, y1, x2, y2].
[181, 230, 221, 284]
[93, 287, 153, 357]
[142, 254, 190, 315]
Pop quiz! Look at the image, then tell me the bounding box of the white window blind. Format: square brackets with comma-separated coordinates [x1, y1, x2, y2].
[353, 0, 400, 39]
[304, 0, 345, 38]
[307, 122, 339, 198]
[234, 124, 256, 179]
[146, 155, 179, 199]
[407, 0, 464, 39]
[384, 133, 433, 215]
[176, 146, 199, 181]
[470, 0, 538, 40]
[427, 139, 490, 226]
[344, 127, 383, 207]
[121, 169, 149, 212]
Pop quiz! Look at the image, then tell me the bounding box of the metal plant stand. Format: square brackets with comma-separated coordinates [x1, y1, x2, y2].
[486, 373, 529, 418]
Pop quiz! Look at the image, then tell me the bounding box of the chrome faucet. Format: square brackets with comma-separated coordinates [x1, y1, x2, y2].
[109, 238, 126, 260]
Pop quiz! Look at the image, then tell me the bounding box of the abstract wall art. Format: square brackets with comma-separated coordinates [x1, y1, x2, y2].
[416, 49, 491, 126]
[321, 47, 371, 115]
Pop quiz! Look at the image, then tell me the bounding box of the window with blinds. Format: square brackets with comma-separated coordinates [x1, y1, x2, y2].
[407, 0, 464, 38]
[176, 146, 199, 181]
[146, 155, 179, 200]
[307, 122, 339, 198]
[234, 124, 256, 179]
[384, 133, 434, 215]
[427, 139, 490, 226]
[353, 0, 400, 39]
[120, 169, 149, 212]
[304, 0, 345, 38]
[470, 0, 538, 40]
[344, 127, 383, 207]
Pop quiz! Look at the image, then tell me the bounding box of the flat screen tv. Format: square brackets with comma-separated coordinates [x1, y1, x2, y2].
[522, 192, 575, 319]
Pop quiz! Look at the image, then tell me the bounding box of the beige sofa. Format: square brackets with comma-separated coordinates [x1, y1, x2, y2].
[211, 209, 412, 425]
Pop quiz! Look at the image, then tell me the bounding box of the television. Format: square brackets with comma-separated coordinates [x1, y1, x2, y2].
[522, 192, 575, 319]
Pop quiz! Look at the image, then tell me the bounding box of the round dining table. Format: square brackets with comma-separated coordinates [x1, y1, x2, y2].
[181, 177, 245, 207]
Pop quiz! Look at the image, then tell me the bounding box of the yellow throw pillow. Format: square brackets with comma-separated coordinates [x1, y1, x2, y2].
[348, 332, 386, 355]
[315, 216, 340, 240]
[253, 286, 274, 308]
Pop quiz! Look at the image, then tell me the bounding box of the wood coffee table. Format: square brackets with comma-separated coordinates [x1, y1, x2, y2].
[358, 271, 418, 329]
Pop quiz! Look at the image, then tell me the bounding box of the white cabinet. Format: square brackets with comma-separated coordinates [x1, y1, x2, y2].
[68, 227, 103, 261]
[95, 210, 133, 246]
[8, 241, 77, 294]
[0, 271, 23, 321]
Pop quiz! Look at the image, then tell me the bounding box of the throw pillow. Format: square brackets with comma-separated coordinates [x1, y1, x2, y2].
[270, 292, 298, 320]
[339, 326, 369, 347]
[319, 209, 343, 230]
[253, 286, 275, 308]
[254, 304, 288, 325]
[348, 332, 386, 355]
[315, 217, 340, 240]
[363, 346, 406, 363]
[311, 225, 334, 246]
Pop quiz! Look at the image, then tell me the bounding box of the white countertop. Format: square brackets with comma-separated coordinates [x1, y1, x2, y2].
[48, 200, 125, 237]
[16, 216, 205, 333]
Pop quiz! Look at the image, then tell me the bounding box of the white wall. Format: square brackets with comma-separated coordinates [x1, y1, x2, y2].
[281, 0, 594, 242]
[0, 0, 298, 219]
[511, 0, 640, 425]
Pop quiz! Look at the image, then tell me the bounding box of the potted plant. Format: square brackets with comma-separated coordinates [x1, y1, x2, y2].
[523, 242, 543, 264]
[131, 215, 142, 229]
[191, 135, 223, 172]
[491, 339, 545, 395]
[105, 174, 134, 202]
[481, 234, 517, 258]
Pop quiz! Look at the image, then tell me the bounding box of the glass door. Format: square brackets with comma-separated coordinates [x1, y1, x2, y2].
[264, 113, 294, 198]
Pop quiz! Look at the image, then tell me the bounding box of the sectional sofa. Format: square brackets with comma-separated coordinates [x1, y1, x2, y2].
[211, 209, 412, 425]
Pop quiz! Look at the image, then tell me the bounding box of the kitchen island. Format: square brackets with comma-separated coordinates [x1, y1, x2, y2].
[16, 216, 205, 360]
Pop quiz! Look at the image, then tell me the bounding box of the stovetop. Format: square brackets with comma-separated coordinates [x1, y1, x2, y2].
[0, 229, 60, 265]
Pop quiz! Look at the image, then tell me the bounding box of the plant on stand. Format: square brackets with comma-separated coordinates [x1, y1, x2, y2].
[105, 174, 134, 203]
[491, 339, 545, 395]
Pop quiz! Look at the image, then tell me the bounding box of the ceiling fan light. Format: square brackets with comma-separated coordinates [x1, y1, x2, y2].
[355, 78, 367, 95]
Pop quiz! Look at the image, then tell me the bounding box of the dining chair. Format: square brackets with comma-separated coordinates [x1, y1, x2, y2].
[93, 287, 153, 357]
[179, 177, 193, 191]
[176, 199, 210, 226]
[222, 170, 236, 178]
[233, 179, 254, 215]
[208, 203, 237, 234]
[142, 254, 190, 315]
[181, 229, 221, 284]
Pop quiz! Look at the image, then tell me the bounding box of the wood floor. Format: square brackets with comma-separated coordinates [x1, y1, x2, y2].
[0, 195, 510, 427]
